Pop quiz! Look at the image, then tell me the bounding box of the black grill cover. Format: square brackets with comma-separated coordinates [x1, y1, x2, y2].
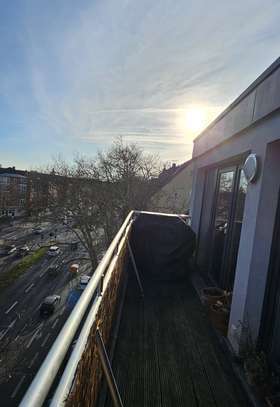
[130, 213, 196, 280]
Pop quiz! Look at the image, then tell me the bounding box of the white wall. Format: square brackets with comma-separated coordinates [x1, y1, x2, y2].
[191, 111, 280, 351]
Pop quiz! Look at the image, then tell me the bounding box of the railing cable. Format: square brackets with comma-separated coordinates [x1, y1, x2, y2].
[127, 240, 144, 298]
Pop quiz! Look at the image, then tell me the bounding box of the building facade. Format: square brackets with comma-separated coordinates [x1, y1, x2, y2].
[0, 167, 28, 217]
[190, 57, 280, 364]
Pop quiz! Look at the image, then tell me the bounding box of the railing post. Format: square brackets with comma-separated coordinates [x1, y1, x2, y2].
[96, 328, 124, 407]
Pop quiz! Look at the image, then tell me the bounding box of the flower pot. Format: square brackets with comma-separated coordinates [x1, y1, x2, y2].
[209, 303, 230, 336]
[201, 287, 226, 306]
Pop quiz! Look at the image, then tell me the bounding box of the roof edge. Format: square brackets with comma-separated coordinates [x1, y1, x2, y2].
[194, 56, 280, 142]
[156, 158, 193, 190]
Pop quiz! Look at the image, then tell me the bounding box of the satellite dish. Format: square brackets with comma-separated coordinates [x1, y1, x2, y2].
[243, 154, 258, 183]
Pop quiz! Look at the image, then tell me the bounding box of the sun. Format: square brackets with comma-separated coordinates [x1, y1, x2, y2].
[176, 105, 222, 140]
[185, 107, 206, 134]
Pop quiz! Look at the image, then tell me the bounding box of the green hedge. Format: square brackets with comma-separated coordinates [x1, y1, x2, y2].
[0, 246, 48, 292]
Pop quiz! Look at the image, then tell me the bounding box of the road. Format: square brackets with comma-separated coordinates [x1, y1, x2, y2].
[0, 221, 92, 406]
[0, 221, 78, 274]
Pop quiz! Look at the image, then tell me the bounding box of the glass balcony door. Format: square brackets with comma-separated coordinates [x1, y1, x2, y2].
[209, 166, 247, 290]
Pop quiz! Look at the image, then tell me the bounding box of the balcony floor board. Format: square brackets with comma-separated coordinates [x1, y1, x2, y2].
[104, 275, 248, 407]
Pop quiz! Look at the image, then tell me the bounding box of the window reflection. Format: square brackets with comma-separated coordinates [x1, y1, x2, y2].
[215, 171, 234, 231]
[211, 170, 234, 284]
[210, 168, 248, 289]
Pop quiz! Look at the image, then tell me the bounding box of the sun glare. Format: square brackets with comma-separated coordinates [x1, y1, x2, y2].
[175, 105, 214, 139]
[175, 105, 222, 140]
[185, 107, 206, 134]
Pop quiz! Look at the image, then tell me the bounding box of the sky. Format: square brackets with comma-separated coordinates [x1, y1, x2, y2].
[1, 0, 280, 169]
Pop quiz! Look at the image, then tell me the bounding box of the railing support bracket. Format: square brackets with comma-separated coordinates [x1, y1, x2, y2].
[96, 328, 124, 407]
[127, 240, 144, 298]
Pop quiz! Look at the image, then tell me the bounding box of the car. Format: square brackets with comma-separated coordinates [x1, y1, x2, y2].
[50, 229, 58, 239]
[17, 245, 30, 257]
[7, 245, 17, 255]
[0, 244, 17, 256]
[33, 226, 44, 235]
[79, 275, 91, 290]
[47, 246, 61, 257]
[69, 263, 79, 274]
[40, 295, 61, 316]
[47, 264, 60, 277]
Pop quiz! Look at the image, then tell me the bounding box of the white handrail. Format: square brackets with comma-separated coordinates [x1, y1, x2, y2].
[50, 225, 131, 406]
[20, 211, 134, 407]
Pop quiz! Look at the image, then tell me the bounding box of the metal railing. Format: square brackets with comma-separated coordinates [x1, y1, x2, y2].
[20, 210, 188, 407]
[20, 211, 134, 407]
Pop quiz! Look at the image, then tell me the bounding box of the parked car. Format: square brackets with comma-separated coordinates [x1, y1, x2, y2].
[0, 244, 17, 256]
[40, 295, 61, 316]
[79, 275, 91, 290]
[7, 245, 17, 255]
[17, 245, 30, 257]
[47, 264, 60, 277]
[33, 226, 44, 235]
[47, 246, 61, 257]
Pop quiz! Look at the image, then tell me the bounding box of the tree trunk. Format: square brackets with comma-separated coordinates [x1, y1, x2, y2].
[89, 250, 98, 274]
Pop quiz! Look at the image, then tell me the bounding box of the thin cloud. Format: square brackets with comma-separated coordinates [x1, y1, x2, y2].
[1, 0, 280, 167]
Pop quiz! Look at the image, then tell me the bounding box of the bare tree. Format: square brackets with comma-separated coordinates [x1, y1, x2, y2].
[96, 138, 160, 222]
[28, 139, 161, 273]
[47, 161, 105, 271]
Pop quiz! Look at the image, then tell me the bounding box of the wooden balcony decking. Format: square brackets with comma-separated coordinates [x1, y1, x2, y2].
[104, 275, 248, 407]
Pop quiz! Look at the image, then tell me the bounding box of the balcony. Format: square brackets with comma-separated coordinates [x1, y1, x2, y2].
[20, 211, 248, 407]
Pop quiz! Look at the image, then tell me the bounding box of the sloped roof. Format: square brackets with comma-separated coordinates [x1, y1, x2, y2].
[157, 158, 193, 188]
